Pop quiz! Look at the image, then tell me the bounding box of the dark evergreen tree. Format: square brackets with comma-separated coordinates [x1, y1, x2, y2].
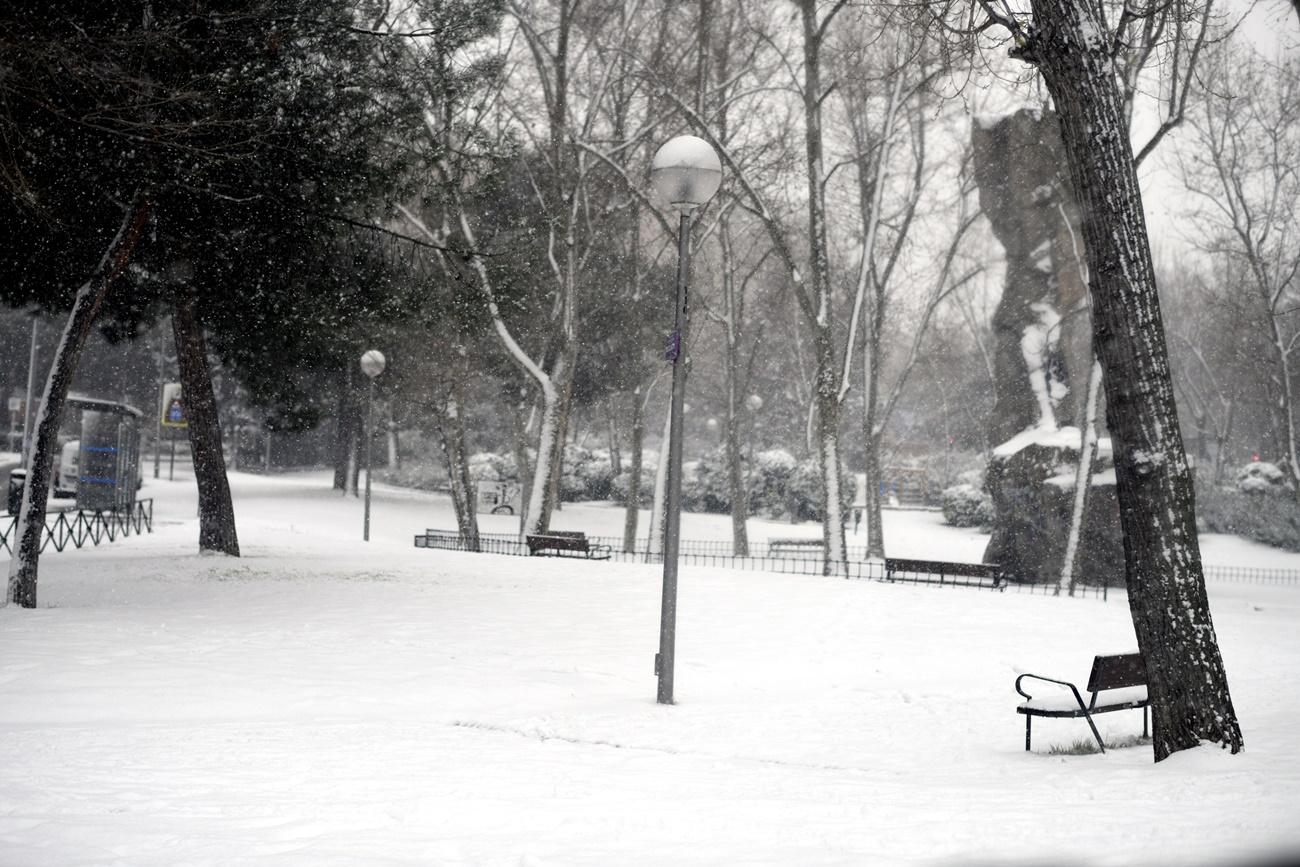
[1, 1, 422, 605]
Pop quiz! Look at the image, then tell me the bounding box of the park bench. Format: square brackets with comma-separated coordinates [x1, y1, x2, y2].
[1015, 652, 1150, 753]
[884, 557, 1006, 588]
[526, 531, 611, 560]
[767, 537, 825, 557]
[413, 531, 460, 549]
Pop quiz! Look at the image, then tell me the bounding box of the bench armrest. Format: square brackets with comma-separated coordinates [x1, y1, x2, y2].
[1015, 673, 1089, 713]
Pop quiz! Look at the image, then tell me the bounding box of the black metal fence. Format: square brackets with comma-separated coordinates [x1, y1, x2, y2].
[1, 499, 153, 555]
[412, 529, 1126, 599]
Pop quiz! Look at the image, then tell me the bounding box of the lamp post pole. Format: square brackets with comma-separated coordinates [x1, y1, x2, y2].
[360, 349, 386, 541]
[657, 210, 693, 705]
[650, 134, 721, 706]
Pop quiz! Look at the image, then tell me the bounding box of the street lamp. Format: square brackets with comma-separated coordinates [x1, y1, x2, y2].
[650, 134, 722, 705]
[360, 349, 386, 541]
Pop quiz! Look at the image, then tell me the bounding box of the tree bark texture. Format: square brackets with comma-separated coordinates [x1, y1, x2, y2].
[172, 286, 240, 557]
[1025, 0, 1243, 759]
[6, 195, 151, 608]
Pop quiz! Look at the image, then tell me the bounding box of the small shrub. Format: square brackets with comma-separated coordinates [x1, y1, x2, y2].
[1236, 461, 1293, 496]
[941, 483, 994, 528]
[683, 448, 733, 514]
[611, 466, 654, 507]
[559, 445, 614, 501]
[376, 459, 447, 492]
[748, 449, 797, 519]
[468, 451, 509, 482]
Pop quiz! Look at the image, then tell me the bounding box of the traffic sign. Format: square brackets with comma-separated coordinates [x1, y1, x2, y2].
[160, 382, 187, 429]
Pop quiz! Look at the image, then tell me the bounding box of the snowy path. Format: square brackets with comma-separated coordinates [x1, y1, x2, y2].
[2, 471, 1299, 865]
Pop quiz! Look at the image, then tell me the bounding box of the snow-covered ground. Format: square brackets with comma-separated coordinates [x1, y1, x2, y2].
[3, 471, 1299, 865]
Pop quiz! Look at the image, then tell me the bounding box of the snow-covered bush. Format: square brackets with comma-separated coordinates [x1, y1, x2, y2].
[559, 445, 614, 501]
[1235, 461, 1293, 496]
[955, 468, 985, 490]
[746, 449, 796, 519]
[611, 465, 654, 507]
[1198, 476, 1300, 552]
[468, 451, 510, 481]
[376, 460, 447, 492]
[683, 448, 732, 514]
[941, 483, 994, 528]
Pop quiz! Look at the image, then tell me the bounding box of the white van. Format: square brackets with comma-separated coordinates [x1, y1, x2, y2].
[55, 440, 79, 498]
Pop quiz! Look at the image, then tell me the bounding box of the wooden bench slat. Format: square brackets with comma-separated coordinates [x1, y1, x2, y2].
[1086, 652, 1146, 692]
[526, 532, 611, 560]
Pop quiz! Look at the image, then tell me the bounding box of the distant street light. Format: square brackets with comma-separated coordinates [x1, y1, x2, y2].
[360, 349, 386, 542]
[650, 134, 722, 705]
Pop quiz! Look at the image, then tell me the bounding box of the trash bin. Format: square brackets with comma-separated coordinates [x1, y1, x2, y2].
[8, 468, 26, 516]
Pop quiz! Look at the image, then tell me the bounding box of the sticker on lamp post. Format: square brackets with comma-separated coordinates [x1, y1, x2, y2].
[664, 330, 681, 362]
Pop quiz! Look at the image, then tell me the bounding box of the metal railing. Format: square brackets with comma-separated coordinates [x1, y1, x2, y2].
[1, 499, 153, 555]
[413, 528, 1120, 598]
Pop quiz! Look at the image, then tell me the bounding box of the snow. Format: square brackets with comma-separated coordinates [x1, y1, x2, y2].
[993, 424, 1084, 458]
[3, 471, 1300, 865]
[1018, 685, 1148, 713]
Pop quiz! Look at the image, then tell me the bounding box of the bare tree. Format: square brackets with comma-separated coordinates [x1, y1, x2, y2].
[1179, 44, 1300, 498]
[832, 22, 981, 560]
[935, 0, 1244, 760]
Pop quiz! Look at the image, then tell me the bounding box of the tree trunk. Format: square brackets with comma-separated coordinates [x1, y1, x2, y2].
[509, 395, 533, 522]
[623, 388, 645, 554]
[387, 412, 400, 470]
[522, 350, 571, 536]
[720, 215, 751, 558]
[333, 366, 361, 493]
[800, 1, 846, 574]
[607, 404, 622, 477]
[438, 381, 479, 551]
[815, 338, 846, 571]
[863, 311, 886, 560]
[346, 429, 360, 497]
[1025, 0, 1243, 760]
[6, 195, 151, 608]
[725, 397, 749, 558]
[172, 286, 240, 557]
[549, 383, 569, 515]
[1060, 359, 1103, 595]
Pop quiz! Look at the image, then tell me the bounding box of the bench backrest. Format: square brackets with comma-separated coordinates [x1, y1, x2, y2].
[884, 558, 1002, 579]
[527, 533, 588, 551]
[1086, 653, 1146, 692]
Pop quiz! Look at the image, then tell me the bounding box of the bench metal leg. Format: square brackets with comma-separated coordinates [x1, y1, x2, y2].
[1142, 706, 1149, 739]
[1081, 710, 1106, 754]
[1025, 715, 1031, 751]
